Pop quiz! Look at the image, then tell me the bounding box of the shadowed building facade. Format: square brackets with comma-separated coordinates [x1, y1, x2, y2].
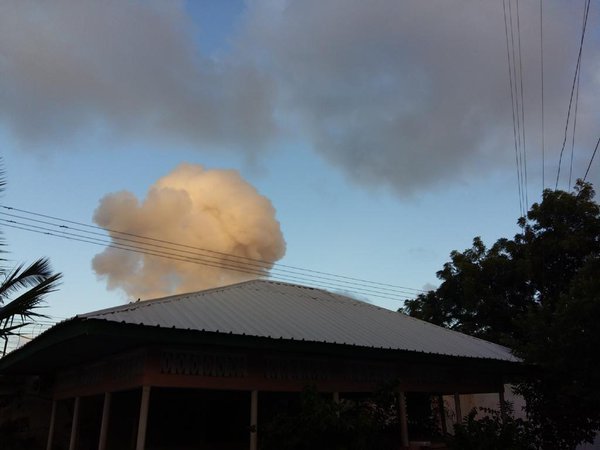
[0, 280, 523, 449]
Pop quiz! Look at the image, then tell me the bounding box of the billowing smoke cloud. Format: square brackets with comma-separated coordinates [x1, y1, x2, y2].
[92, 164, 286, 300]
[1, 1, 599, 193]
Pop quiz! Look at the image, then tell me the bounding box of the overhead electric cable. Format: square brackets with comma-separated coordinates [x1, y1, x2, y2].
[583, 137, 599, 182]
[516, 0, 529, 207]
[540, 0, 545, 190]
[569, 2, 588, 190]
[508, 0, 526, 216]
[569, 65, 581, 189]
[0, 208, 427, 303]
[502, 0, 523, 215]
[556, 0, 591, 190]
[0, 217, 412, 301]
[503, 0, 525, 217]
[0, 211, 420, 298]
[0, 206, 424, 294]
[0, 219, 410, 303]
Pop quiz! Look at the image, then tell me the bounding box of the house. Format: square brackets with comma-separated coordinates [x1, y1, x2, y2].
[0, 280, 524, 449]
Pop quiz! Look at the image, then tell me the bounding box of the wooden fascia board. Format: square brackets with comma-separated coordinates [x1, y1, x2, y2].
[0, 318, 527, 379]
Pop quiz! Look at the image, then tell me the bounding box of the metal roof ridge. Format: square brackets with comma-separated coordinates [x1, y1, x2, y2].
[79, 279, 366, 319]
[78, 278, 272, 318]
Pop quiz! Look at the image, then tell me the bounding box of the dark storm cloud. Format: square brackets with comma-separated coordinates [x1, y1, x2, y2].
[238, 0, 600, 193]
[0, 1, 276, 153]
[1, 0, 598, 192]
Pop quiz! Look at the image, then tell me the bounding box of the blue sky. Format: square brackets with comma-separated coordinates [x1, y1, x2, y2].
[1, 1, 598, 319]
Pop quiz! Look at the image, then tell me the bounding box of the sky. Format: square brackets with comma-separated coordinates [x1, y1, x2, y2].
[0, 0, 599, 320]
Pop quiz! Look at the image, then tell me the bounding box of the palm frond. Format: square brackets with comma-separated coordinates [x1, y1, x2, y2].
[0, 273, 62, 324]
[0, 160, 62, 346]
[0, 322, 29, 337]
[0, 258, 57, 303]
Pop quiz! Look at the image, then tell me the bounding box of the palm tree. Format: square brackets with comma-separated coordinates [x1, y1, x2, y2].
[0, 162, 62, 357]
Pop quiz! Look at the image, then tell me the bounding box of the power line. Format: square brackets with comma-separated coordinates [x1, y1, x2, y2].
[0, 206, 424, 295]
[556, 0, 591, 190]
[0, 217, 403, 302]
[569, 64, 581, 190]
[569, 1, 588, 190]
[539, 0, 545, 191]
[2, 319, 64, 356]
[503, 0, 526, 217]
[0, 219, 411, 303]
[503, 0, 522, 215]
[508, 0, 525, 216]
[583, 137, 599, 182]
[0, 208, 427, 303]
[0, 210, 420, 297]
[515, 0, 529, 208]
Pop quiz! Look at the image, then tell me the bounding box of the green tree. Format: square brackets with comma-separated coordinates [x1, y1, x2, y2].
[450, 405, 540, 450]
[260, 386, 400, 450]
[0, 165, 62, 357]
[402, 180, 600, 449]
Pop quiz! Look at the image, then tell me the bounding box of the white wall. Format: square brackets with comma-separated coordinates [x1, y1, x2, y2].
[441, 385, 526, 432]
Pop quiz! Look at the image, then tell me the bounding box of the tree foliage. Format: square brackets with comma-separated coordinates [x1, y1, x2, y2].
[402, 180, 600, 449]
[450, 406, 539, 450]
[260, 387, 400, 450]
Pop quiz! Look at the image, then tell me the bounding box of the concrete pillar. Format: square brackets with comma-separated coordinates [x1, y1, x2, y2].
[454, 393, 462, 424]
[398, 391, 409, 448]
[499, 387, 507, 420]
[250, 390, 258, 450]
[136, 386, 151, 450]
[46, 399, 57, 450]
[438, 395, 447, 435]
[69, 397, 81, 450]
[98, 392, 112, 450]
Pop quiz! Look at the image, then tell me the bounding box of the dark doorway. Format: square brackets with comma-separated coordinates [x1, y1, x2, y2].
[145, 388, 249, 450]
[105, 389, 142, 450]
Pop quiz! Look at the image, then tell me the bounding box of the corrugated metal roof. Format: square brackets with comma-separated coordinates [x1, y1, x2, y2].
[79, 280, 518, 362]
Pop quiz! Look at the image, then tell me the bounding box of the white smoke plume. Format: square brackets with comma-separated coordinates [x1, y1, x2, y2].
[92, 164, 286, 300]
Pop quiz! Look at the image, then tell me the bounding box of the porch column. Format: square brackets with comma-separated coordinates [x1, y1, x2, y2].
[398, 391, 409, 448]
[250, 390, 258, 450]
[438, 395, 447, 435]
[46, 399, 57, 450]
[499, 387, 507, 420]
[69, 397, 81, 450]
[453, 393, 462, 424]
[136, 386, 151, 450]
[98, 392, 112, 450]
